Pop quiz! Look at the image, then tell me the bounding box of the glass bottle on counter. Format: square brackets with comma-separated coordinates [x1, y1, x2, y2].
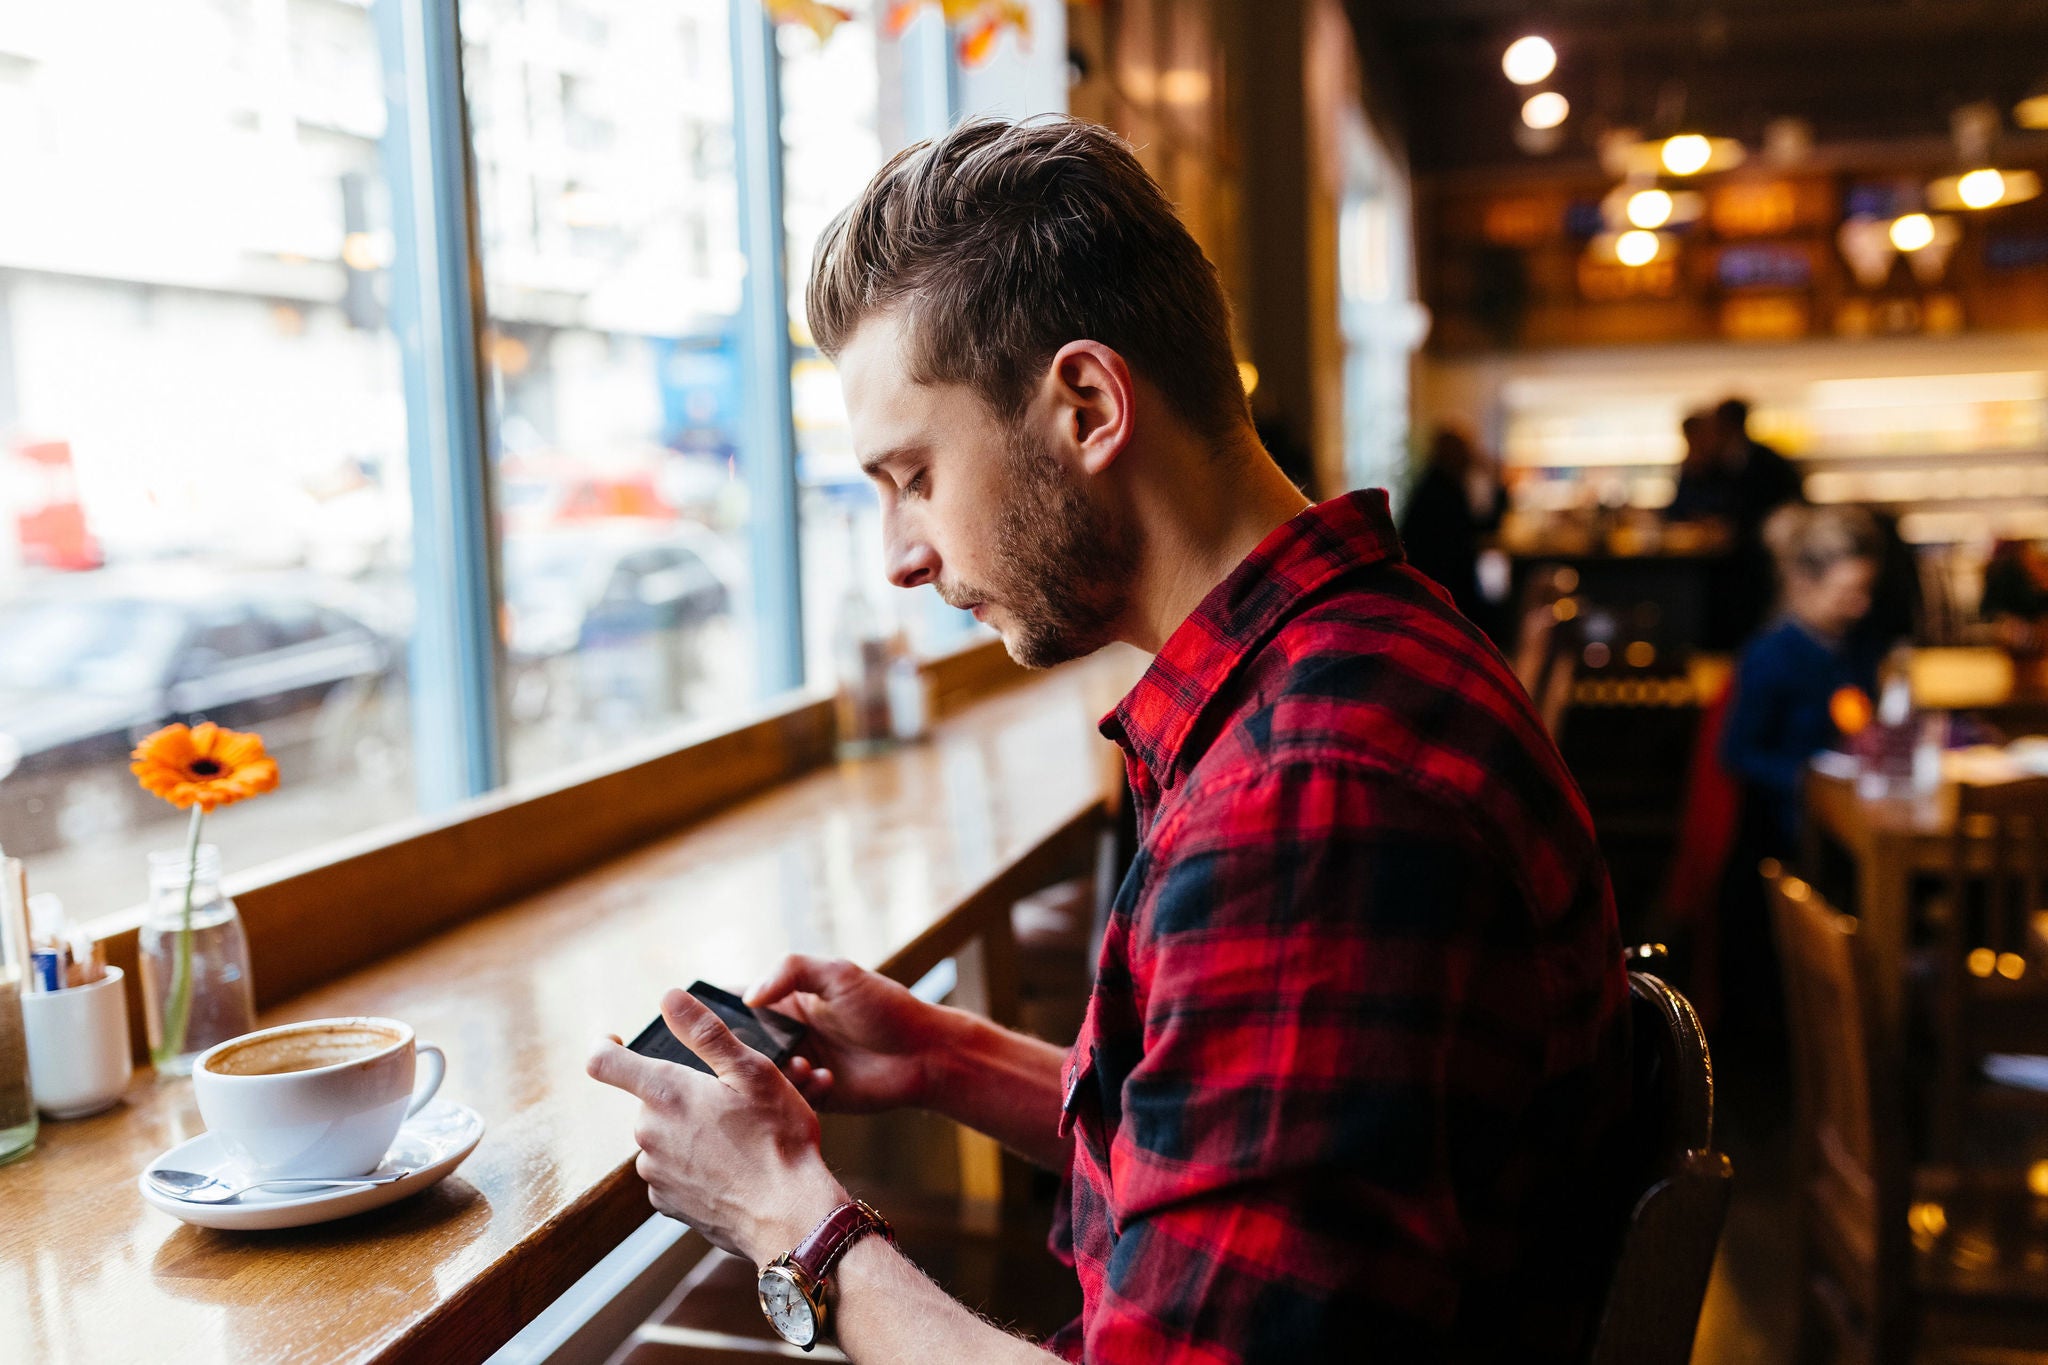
[831, 509, 898, 757]
[140, 844, 256, 1077]
[1857, 652, 1924, 800]
[0, 856, 37, 1163]
[833, 579, 896, 758]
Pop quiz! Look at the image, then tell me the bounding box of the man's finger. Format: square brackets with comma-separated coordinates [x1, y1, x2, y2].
[661, 987, 765, 1087]
[746, 954, 854, 1008]
[586, 1034, 675, 1100]
[785, 1056, 835, 1106]
[745, 954, 827, 1008]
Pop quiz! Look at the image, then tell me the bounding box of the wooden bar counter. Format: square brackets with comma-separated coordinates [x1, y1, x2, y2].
[0, 647, 1140, 1365]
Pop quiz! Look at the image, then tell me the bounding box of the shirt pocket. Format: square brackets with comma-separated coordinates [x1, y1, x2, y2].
[1058, 1006, 1113, 1169]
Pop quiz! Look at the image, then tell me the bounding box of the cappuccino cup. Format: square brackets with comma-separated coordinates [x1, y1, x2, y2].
[193, 1017, 445, 1180]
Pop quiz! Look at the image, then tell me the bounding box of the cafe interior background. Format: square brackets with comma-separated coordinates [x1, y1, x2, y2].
[4, 0, 2048, 1361]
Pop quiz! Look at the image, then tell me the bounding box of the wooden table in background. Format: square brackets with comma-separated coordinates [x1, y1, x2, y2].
[1803, 757, 2042, 1028]
[1803, 769, 1958, 1027]
[0, 650, 1141, 1365]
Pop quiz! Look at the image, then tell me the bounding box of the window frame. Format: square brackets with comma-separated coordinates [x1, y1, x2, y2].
[387, 0, 965, 816]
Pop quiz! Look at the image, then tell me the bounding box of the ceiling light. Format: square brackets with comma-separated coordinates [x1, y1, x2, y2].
[1600, 184, 1704, 232]
[1621, 134, 1744, 178]
[1616, 229, 1660, 267]
[1958, 168, 2006, 209]
[1503, 36, 1556, 86]
[1626, 189, 1674, 229]
[1661, 134, 1712, 176]
[1890, 213, 1936, 252]
[1928, 168, 2040, 211]
[2019, 91, 2048, 130]
[1521, 92, 1570, 130]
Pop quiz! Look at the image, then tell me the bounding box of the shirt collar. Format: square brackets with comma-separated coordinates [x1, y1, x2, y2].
[1101, 489, 1406, 793]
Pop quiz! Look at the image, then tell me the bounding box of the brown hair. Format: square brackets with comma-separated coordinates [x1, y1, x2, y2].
[1764, 503, 1880, 581]
[805, 116, 1248, 439]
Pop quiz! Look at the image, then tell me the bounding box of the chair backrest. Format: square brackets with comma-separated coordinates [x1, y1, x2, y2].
[1509, 566, 1582, 736]
[1585, 958, 1734, 1365]
[1929, 776, 2048, 1159]
[1766, 863, 1911, 1318]
[1947, 776, 2048, 964]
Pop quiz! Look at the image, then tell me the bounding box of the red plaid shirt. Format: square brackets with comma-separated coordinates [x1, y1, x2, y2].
[1048, 491, 1629, 1363]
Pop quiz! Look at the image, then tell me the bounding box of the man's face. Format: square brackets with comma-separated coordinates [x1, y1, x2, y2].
[835, 311, 1136, 668]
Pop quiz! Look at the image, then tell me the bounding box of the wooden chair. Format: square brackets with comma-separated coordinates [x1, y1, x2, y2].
[1509, 565, 1581, 737]
[1585, 951, 1733, 1365]
[1769, 862, 2048, 1364]
[1931, 776, 2048, 1160]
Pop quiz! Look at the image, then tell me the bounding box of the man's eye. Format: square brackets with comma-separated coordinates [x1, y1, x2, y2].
[904, 470, 929, 497]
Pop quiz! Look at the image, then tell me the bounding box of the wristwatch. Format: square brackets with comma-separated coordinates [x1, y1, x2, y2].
[757, 1198, 894, 1350]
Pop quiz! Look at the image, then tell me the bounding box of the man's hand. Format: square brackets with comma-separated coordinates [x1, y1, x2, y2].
[587, 986, 847, 1263]
[745, 955, 961, 1113]
[749, 954, 1075, 1171]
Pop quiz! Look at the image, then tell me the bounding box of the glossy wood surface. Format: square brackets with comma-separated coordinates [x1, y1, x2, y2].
[0, 649, 1142, 1365]
[1804, 767, 2030, 1028]
[93, 691, 841, 1066]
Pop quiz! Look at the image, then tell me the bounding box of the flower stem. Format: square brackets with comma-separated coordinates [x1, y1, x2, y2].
[154, 805, 204, 1069]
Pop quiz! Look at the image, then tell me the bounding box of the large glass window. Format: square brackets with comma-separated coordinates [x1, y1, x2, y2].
[781, 9, 896, 685]
[0, 1, 417, 916]
[780, 6, 983, 681]
[0, 0, 1071, 922]
[461, 0, 760, 781]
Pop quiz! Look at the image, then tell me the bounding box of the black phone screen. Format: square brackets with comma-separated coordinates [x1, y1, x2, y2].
[626, 981, 806, 1076]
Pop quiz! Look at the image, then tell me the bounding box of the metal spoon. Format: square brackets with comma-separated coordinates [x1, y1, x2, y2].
[146, 1167, 413, 1204]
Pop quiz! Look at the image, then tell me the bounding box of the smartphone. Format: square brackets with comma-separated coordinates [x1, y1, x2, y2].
[626, 981, 806, 1076]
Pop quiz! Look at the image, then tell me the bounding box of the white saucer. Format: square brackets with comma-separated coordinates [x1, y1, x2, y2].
[137, 1098, 485, 1231]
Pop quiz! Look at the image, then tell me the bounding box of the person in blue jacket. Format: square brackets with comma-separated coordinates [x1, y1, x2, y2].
[1720, 503, 1886, 855]
[1713, 503, 1885, 1048]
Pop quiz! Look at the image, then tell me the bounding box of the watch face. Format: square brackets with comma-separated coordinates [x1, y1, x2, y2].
[758, 1265, 818, 1348]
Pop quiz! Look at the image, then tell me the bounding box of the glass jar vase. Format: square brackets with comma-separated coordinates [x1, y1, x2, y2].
[139, 844, 256, 1077]
[0, 856, 36, 1162]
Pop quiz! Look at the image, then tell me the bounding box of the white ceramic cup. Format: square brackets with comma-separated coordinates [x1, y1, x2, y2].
[22, 966, 133, 1119]
[192, 1017, 445, 1180]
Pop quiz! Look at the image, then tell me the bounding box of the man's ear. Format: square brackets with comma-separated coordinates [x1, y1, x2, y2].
[1046, 341, 1135, 476]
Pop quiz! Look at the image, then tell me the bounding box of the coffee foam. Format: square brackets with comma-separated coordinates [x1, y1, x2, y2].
[205, 1024, 403, 1077]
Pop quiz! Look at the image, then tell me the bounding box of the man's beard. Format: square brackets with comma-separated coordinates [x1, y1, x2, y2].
[940, 429, 1138, 669]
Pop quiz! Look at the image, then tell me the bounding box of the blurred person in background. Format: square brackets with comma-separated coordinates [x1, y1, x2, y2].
[1722, 504, 1884, 853]
[1716, 504, 1882, 1045]
[1397, 425, 1507, 641]
[1702, 397, 1808, 648]
[1715, 397, 1805, 537]
[1982, 538, 2048, 655]
[1851, 507, 1923, 657]
[1665, 409, 1733, 523]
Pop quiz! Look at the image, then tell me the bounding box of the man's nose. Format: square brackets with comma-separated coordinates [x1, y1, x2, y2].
[885, 523, 939, 590]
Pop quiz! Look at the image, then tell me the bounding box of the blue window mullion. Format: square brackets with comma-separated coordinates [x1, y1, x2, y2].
[373, 0, 506, 808]
[731, 0, 806, 697]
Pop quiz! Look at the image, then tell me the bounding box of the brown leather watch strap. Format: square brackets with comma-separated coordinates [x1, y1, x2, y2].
[788, 1199, 894, 1286]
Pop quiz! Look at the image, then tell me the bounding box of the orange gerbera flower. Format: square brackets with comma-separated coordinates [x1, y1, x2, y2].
[131, 722, 279, 812]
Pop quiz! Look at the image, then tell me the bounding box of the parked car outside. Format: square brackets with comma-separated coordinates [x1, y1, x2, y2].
[501, 522, 740, 732]
[0, 575, 401, 856]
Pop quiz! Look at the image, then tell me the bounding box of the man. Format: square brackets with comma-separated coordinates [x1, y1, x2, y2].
[1715, 396, 1804, 536]
[1715, 396, 1808, 648]
[588, 117, 1629, 1363]
[1396, 425, 1507, 642]
[1666, 408, 1734, 523]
